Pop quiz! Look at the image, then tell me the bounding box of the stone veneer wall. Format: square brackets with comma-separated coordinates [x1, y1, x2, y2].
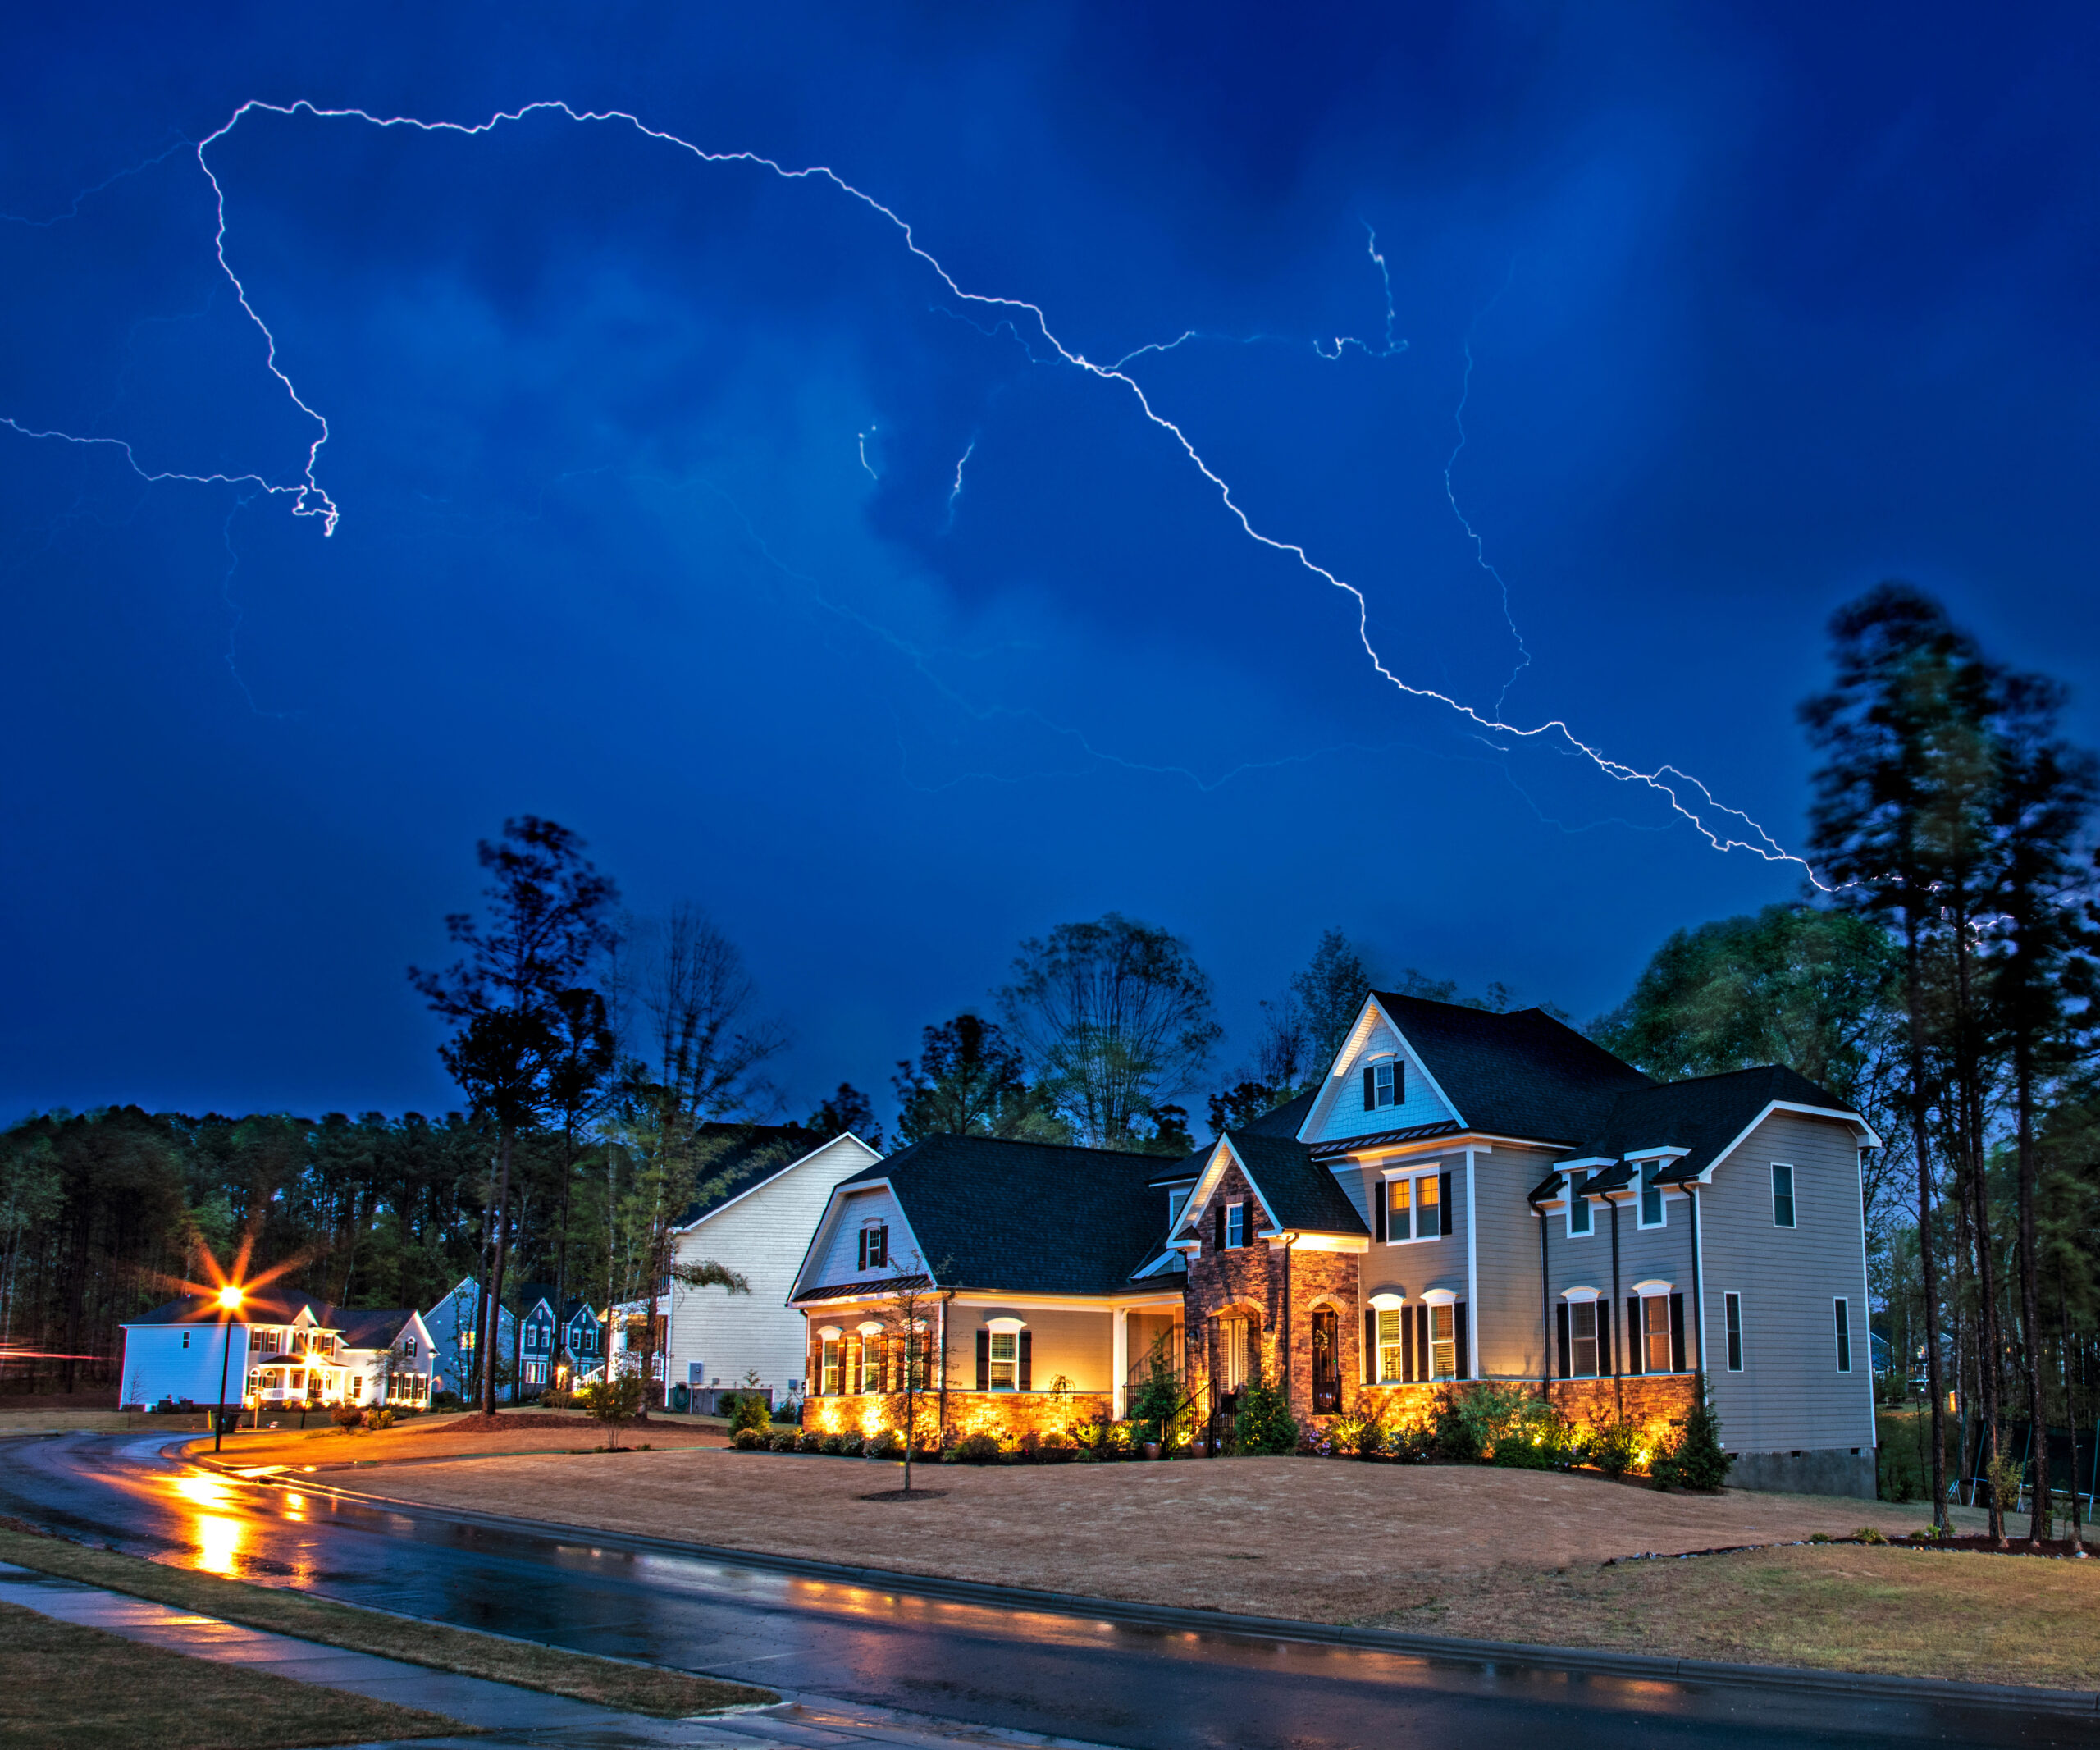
[806, 1388, 1112, 1445]
[1354, 1374, 1698, 1436]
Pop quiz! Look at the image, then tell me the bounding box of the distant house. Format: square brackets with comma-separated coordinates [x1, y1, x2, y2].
[119, 1289, 431, 1412]
[791, 990, 1882, 1498]
[420, 1277, 516, 1402]
[662, 1127, 882, 1409]
[505, 1283, 604, 1395]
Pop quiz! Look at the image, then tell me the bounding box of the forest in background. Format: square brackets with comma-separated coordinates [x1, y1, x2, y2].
[3, 583, 2096, 1534]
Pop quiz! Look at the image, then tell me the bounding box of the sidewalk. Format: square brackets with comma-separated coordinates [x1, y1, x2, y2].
[0, 1560, 1116, 1750]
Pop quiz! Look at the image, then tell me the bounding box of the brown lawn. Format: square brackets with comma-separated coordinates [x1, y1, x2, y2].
[299, 1442, 2100, 1689]
[194, 1407, 728, 1469]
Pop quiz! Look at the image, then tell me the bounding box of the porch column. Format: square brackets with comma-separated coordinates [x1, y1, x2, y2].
[1112, 1308, 1130, 1419]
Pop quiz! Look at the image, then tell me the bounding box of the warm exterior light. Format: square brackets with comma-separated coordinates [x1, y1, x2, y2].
[216, 1286, 244, 1311]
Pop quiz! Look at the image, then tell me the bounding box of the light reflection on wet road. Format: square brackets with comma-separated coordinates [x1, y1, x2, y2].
[0, 1432, 2083, 1750]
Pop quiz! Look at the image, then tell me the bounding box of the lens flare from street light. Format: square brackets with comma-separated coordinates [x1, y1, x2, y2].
[217, 1285, 244, 1311]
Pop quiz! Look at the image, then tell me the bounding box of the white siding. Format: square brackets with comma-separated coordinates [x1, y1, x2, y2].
[665, 1135, 882, 1401]
[119, 1325, 253, 1407]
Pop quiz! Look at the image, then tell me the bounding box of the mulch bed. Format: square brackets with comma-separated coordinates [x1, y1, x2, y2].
[857, 1488, 948, 1501]
[1896, 1532, 2096, 1558]
[402, 1412, 587, 1434]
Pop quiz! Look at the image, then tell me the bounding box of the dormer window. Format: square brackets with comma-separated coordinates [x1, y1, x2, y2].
[1226, 1202, 1246, 1249]
[1361, 1058, 1404, 1112]
[858, 1223, 888, 1269]
[1567, 1171, 1594, 1236]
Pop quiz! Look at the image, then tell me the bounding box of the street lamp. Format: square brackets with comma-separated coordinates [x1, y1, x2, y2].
[213, 1285, 244, 1453]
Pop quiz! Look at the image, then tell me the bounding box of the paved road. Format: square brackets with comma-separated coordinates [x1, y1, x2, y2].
[0, 1432, 2083, 1750]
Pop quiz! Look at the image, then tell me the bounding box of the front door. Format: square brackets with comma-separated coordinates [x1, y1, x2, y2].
[1312, 1307, 1340, 1414]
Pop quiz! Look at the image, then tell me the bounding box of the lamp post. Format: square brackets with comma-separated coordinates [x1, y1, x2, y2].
[212, 1285, 244, 1453]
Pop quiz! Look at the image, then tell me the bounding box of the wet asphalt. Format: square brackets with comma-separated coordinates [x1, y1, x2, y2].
[0, 1432, 2087, 1750]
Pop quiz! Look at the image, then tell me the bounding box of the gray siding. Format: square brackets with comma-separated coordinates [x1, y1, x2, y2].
[1472, 1145, 1555, 1380]
[1700, 1111, 1876, 1458]
[1340, 1154, 1470, 1305]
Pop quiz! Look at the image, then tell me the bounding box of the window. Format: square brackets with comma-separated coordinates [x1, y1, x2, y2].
[1772, 1163, 1796, 1228]
[1427, 1305, 1457, 1381]
[858, 1224, 889, 1269]
[1833, 1298, 1851, 1373]
[1375, 1309, 1404, 1383]
[1643, 1296, 1673, 1373]
[1220, 1315, 1249, 1391]
[1385, 1171, 1444, 1242]
[350, 1377, 364, 1400]
[1226, 1202, 1245, 1249]
[1567, 1170, 1593, 1236]
[1724, 1292, 1743, 1371]
[1638, 1162, 1665, 1228]
[1570, 1301, 1599, 1378]
[820, 1338, 841, 1396]
[1361, 1058, 1406, 1111]
[404, 1338, 417, 1360]
[989, 1330, 1018, 1389]
[182, 1332, 191, 1350]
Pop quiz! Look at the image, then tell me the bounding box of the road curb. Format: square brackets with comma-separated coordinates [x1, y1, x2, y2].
[200, 1460, 2100, 1721]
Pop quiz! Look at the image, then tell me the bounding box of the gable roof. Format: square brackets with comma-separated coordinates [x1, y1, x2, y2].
[1307, 994, 1651, 1148]
[825, 1134, 1166, 1297]
[126, 1287, 334, 1328]
[331, 1308, 419, 1350]
[675, 1125, 871, 1228]
[1214, 1131, 1367, 1236]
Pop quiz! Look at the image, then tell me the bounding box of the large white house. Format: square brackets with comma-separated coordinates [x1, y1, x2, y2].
[119, 1289, 436, 1412]
[661, 1127, 882, 1407]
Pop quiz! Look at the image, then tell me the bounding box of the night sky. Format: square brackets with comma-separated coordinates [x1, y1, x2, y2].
[5, 4, 2097, 1124]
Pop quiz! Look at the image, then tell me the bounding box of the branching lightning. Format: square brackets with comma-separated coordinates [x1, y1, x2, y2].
[1443, 263, 1532, 715]
[943, 438, 975, 532]
[1, 96, 1820, 880]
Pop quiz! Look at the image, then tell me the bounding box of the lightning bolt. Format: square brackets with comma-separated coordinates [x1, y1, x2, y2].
[857, 425, 879, 482]
[942, 438, 975, 531]
[1444, 263, 1532, 715]
[2, 96, 1820, 880]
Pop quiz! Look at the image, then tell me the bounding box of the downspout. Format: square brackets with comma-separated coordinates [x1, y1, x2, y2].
[1463, 1147, 1480, 1381]
[1609, 1187, 1623, 1419]
[1536, 1183, 1551, 1396]
[1687, 1181, 1705, 1389]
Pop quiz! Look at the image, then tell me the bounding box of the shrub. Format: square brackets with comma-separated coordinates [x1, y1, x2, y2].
[955, 1432, 1001, 1464]
[768, 1429, 800, 1451]
[774, 1397, 803, 1424]
[430, 1389, 463, 1411]
[1017, 1428, 1043, 1463]
[540, 1387, 576, 1410]
[728, 1393, 774, 1438]
[1039, 1432, 1075, 1462]
[837, 1432, 866, 1457]
[819, 1433, 846, 1455]
[363, 1407, 395, 1432]
[1588, 1415, 1643, 1479]
[731, 1428, 766, 1451]
[1648, 1393, 1733, 1492]
[1235, 1382, 1299, 1456]
[577, 1371, 648, 1450]
[331, 1403, 365, 1433]
[865, 1429, 903, 1460]
[797, 1429, 825, 1453]
[1855, 1525, 1887, 1544]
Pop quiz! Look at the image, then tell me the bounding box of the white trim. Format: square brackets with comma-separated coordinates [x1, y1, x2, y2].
[1696, 1100, 1883, 1182]
[856, 1319, 885, 1336]
[1721, 1286, 1742, 1373]
[1420, 1288, 1458, 1307]
[1623, 1145, 1692, 1163]
[1854, 1149, 1878, 1439]
[1330, 1134, 1522, 1168]
[984, 1316, 1028, 1333]
[1379, 1164, 1449, 1245]
[815, 1324, 842, 1339]
[1560, 1285, 1601, 1303]
[1463, 1145, 1479, 1381]
[788, 1173, 931, 1303]
[1770, 1162, 1797, 1227]
[1368, 1291, 1407, 1310]
[1296, 997, 1468, 1143]
[1112, 1309, 1129, 1419]
[1271, 1231, 1368, 1253]
[1631, 1277, 1673, 1296]
[1566, 1168, 1596, 1239]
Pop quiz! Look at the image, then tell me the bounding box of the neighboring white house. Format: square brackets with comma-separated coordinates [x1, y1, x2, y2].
[119, 1289, 430, 1412]
[664, 1129, 883, 1408]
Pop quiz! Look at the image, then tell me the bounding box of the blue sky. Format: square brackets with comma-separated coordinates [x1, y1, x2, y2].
[4, 2, 2096, 1122]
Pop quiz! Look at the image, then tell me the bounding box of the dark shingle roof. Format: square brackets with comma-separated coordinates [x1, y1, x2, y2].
[1237, 1090, 1318, 1139]
[1146, 1146, 1208, 1187]
[126, 1291, 414, 1348]
[1585, 1065, 1861, 1182]
[332, 1308, 416, 1349]
[1223, 1131, 1367, 1236]
[1370, 994, 1653, 1144]
[832, 1135, 1165, 1296]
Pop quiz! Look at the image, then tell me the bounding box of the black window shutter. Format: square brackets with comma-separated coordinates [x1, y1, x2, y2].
[1556, 1303, 1571, 1380]
[1396, 1060, 1406, 1103]
[1415, 1305, 1429, 1382]
[1364, 1309, 1376, 1382]
[1214, 1204, 1226, 1253]
[857, 1231, 867, 1270]
[1670, 1292, 1687, 1372]
[1454, 1303, 1470, 1379]
[1439, 1172, 1454, 1236]
[1363, 1066, 1376, 1110]
[1018, 1330, 1032, 1392]
[1374, 1182, 1387, 1242]
[975, 1328, 989, 1391]
[1598, 1301, 1613, 1376]
[1628, 1297, 1642, 1375]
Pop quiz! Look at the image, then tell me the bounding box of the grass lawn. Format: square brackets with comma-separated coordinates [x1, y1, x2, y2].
[0, 1598, 464, 1749]
[0, 1524, 774, 1718]
[197, 1409, 728, 1469]
[1368, 1541, 2100, 1688]
[304, 1445, 2100, 1689]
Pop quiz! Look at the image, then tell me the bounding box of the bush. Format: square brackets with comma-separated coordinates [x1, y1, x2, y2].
[1649, 1393, 1733, 1492]
[865, 1429, 903, 1460]
[331, 1403, 366, 1432]
[1589, 1415, 1644, 1479]
[540, 1387, 576, 1410]
[768, 1429, 800, 1451]
[837, 1431, 866, 1457]
[430, 1389, 463, 1410]
[364, 1407, 395, 1432]
[728, 1392, 774, 1438]
[819, 1433, 845, 1455]
[955, 1432, 1001, 1464]
[1235, 1382, 1299, 1456]
[577, 1370, 648, 1449]
[797, 1429, 825, 1453]
[731, 1427, 766, 1451]
[774, 1397, 803, 1424]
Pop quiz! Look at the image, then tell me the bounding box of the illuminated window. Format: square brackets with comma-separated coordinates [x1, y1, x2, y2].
[1643, 1296, 1673, 1373]
[1219, 1316, 1249, 1391]
[1385, 1172, 1444, 1241]
[819, 1338, 841, 1396]
[1427, 1305, 1457, 1381]
[989, 1331, 1018, 1390]
[1375, 1309, 1404, 1383]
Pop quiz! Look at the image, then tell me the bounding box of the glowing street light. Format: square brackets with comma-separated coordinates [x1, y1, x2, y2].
[213, 1284, 245, 1454]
